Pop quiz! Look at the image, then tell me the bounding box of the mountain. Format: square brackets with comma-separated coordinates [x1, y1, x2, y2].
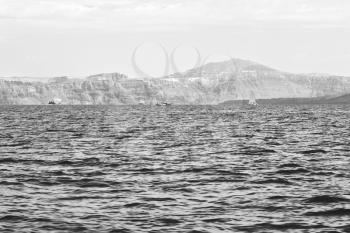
[1, 58, 350, 105]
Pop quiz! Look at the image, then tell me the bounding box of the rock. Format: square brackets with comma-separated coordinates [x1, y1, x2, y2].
[1, 59, 350, 105]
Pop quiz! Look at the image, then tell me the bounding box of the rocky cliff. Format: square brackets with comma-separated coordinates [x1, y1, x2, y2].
[1, 59, 350, 105]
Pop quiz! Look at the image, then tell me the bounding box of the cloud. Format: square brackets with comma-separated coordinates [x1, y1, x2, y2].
[0, 0, 349, 29]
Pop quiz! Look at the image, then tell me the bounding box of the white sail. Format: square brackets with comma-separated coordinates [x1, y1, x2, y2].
[248, 91, 258, 106]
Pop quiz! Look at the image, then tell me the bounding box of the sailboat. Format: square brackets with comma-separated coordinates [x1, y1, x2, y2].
[48, 98, 62, 105]
[248, 91, 258, 107]
[155, 102, 171, 106]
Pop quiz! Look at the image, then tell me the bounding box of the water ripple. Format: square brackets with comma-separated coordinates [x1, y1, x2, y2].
[1, 105, 350, 232]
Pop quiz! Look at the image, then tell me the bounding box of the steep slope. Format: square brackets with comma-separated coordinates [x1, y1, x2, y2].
[165, 59, 350, 102]
[1, 59, 350, 105]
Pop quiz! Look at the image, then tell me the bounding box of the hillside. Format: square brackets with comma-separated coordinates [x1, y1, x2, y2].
[1, 59, 350, 105]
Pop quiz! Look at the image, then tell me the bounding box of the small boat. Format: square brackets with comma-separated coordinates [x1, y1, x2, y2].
[248, 99, 258, 106]
[248, 91, 258, 107]
[48, 101, 56, 105]
[137, 100, 146, 105]
[161, 102, 171, 106]
[155, 102, 171, 106]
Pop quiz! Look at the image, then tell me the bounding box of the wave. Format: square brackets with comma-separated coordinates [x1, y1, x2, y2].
[304, 195, 350, 204]
[236, 222, 326, 231]
[300, 149, 327, 155]
[305, 208, 350, 216]
[252, 178, 293, 185]
[276, 168, 310, 174]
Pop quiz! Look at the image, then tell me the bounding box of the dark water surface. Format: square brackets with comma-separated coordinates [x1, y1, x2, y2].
[1, 105, 350, 233]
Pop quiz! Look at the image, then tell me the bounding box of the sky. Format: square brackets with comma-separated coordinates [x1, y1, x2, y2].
[1, 0, 350, 78]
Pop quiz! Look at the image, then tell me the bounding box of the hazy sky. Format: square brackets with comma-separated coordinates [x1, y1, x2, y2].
[1, 0, 350, 77]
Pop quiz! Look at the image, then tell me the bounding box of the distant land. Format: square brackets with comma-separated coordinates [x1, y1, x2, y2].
[220, 95, 350, 105]
[1, 58, 350, 105]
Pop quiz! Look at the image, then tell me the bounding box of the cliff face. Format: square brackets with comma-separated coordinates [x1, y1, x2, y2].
[1, 59, 350, 105]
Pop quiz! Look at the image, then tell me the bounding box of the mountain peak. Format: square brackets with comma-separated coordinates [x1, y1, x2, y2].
[180, 58, 276, 78]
